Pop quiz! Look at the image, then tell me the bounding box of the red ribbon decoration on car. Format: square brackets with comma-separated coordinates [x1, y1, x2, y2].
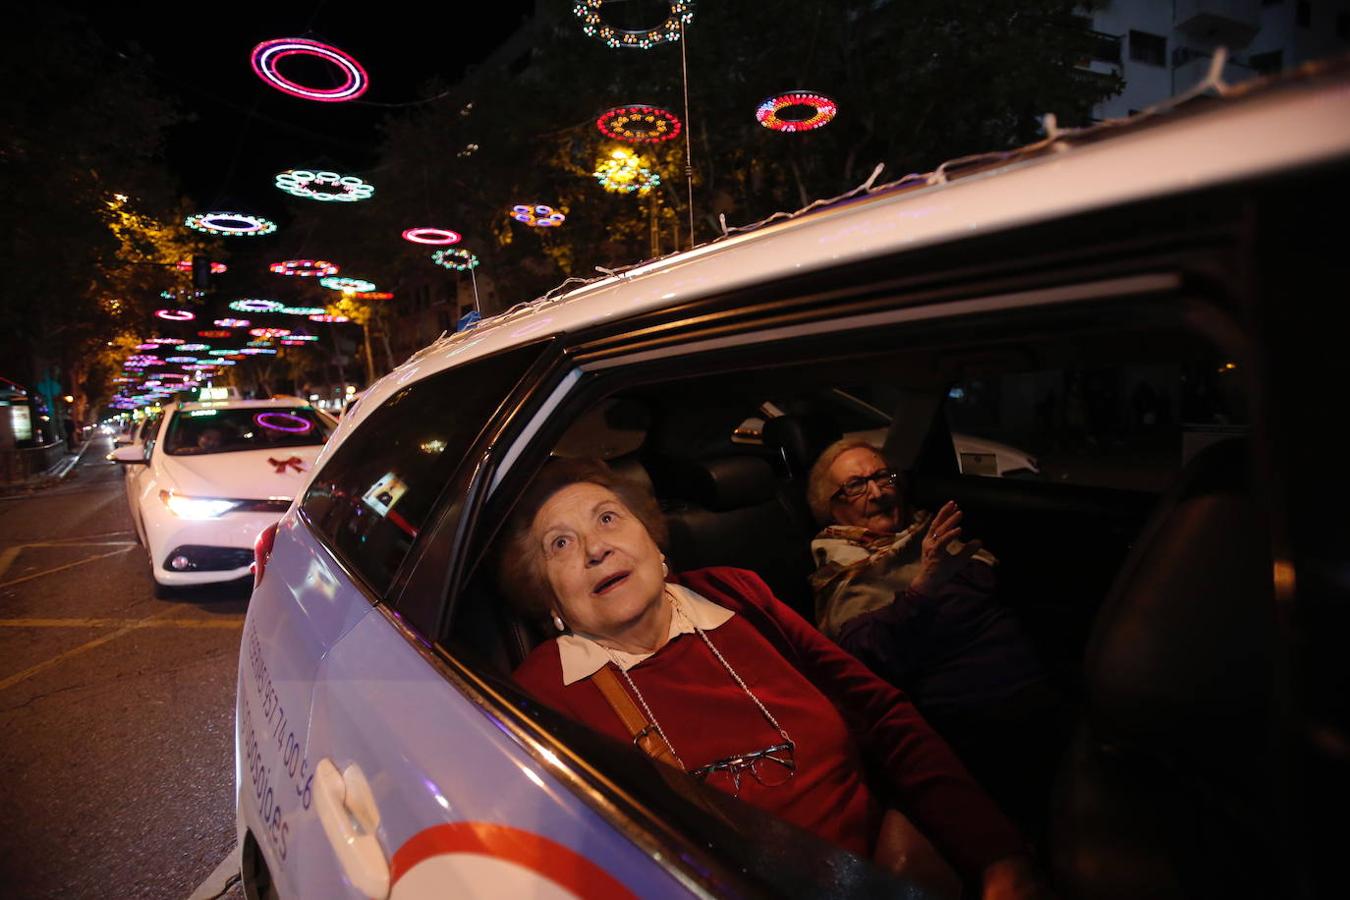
[268, 456, 305, 474]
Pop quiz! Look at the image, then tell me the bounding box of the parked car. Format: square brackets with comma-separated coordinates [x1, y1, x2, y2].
[111, 398, 335, 595]
[237, 66, 1349, 899]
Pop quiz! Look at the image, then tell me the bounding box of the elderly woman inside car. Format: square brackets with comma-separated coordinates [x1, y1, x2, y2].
[500, 457, 1044, 899]
[807, 439, 1061, 834]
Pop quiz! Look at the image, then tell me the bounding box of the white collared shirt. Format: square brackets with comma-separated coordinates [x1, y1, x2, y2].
[557, 583, 735, 686]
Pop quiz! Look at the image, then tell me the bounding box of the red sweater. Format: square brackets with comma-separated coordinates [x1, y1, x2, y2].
[514, 567, 1024, 877]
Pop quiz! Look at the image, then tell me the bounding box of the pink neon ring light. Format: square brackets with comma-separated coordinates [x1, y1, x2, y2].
[251, 38, 368, 102]
[155, 309, 195, 321]
[402, 227, 461, 245]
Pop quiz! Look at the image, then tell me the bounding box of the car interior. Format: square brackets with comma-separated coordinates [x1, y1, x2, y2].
[440, 300, 1286, 896]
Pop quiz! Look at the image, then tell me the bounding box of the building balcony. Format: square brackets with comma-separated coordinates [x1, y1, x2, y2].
[1174, 0, 1260, 46]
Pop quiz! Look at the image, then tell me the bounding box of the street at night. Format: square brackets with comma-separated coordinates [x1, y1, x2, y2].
[0, 437, 243, 899]
[4, 3, 1350, 899]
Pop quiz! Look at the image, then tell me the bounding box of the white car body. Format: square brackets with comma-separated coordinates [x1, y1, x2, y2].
[119, 399, 333, 590]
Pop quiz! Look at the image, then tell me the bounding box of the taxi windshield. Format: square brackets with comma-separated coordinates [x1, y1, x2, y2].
[164, 407, 330, 456]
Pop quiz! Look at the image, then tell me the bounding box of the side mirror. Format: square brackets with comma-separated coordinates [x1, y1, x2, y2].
[108, 445, 147, 465]
[113, 435, 132, 446]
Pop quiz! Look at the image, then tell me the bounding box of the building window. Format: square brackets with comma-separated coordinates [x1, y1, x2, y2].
[1297, 1, 1311, 27]
[1250, 49, 1284, 74]
[1129, 30, 1167, 67]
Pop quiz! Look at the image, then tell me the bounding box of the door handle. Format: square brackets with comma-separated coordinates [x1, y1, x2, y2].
[314, 758, 390, 899]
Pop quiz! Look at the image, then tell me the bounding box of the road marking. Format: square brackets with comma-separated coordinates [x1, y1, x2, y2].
[187, 843, 241, 900]
[0, 617, 244, 629]
[0, 547, 20, 581]
[0, 606, 177, 692]
[21, 540, 138, 548]
[0, 546, 135, 590]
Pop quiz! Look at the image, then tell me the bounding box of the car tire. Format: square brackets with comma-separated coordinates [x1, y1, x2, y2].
[152, 576, 176, 599]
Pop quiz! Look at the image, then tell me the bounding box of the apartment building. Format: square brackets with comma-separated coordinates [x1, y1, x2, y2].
[1081, 0, 1349, 119]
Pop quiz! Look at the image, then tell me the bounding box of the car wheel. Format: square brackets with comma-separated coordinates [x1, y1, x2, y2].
[152, 576, 176, 599]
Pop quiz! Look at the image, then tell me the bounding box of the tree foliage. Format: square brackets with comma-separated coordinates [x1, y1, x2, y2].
[285, 0, 1119, 317]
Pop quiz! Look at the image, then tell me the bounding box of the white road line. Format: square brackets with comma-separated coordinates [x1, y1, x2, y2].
[0, 546, 134, 590]
[0, 617, 244, 629]
[187, 843, 241, 900]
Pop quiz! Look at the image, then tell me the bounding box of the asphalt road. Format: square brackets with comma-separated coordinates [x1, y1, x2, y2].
[0, 436, 247, 899]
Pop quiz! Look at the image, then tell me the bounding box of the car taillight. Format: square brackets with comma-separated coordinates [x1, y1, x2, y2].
[253, 522, 279, 590]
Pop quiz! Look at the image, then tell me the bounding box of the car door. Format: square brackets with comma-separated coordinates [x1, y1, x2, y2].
[240, 344, 689, 898]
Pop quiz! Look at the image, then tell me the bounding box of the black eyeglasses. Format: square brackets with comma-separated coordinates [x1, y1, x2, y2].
[690, 741, 796, 796]
[832, 468, 898, 502]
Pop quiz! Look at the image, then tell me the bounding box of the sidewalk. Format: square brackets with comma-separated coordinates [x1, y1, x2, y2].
[0, 439, 97, 498]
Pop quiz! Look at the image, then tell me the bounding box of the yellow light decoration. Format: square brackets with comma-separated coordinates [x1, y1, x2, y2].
[593, 148, 661, 195]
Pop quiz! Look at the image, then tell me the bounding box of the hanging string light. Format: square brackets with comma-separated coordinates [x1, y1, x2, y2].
[270, 259, 339, 277]
[510, 205, 567, 227]
[756, 91, 838, 133]
[250, 38, 369, 102]
[431, 248, 479, 270]
[274, 170, 374, 202]
[596, 105, 682, 143]
[573, 1, 694, 50]
[185, 212, 278, 236]
[594, 148, 661, 195]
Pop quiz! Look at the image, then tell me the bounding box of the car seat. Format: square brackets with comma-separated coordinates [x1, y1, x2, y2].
[1049, 439, 1288, 899]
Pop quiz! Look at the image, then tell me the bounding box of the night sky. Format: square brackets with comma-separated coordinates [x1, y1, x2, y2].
[61, 1, 537, 218]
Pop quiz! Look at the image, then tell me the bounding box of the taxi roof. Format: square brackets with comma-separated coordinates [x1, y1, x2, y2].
[348, 62, 1350, 433]
[173, 397, 313, 413]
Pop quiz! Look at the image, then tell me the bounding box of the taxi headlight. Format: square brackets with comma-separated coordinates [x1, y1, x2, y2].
[160, 490, 238, 519]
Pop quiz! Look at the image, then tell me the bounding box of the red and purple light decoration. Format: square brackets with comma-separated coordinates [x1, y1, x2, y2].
[148, 337, 184, 345]
[348, 291, 393, 300]
[215, 318, 252, 328]
[155, 308, 195, 321]
[596, 105, 682, 143]
[250, 38, 369, 103]
[270, 259, 338, 277]
[249, 327, 291, 338]
[401, 227, 461, 245]
[177, 259, 227, 274]
[756, 91, 838, 133]
[309, 314, 349, 323]
[510, 205, 566, 228]
[255, 412, 314, 434]
[198, 330, 232, 338]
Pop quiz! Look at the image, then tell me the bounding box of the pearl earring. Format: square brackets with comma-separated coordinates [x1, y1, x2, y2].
[552, 613, 566, 632]
[661, 556, 669, 578]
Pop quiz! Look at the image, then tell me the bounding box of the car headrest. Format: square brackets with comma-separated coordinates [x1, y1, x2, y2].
[679, 456, 778, 511]
[761, 413, 842, 480]
[609, 456, 656, 499]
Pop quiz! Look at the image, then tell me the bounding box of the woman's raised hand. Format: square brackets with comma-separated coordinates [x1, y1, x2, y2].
[911, 501, 982, 596]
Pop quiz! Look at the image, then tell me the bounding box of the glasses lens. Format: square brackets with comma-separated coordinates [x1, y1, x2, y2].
[749, 752, 794, 787]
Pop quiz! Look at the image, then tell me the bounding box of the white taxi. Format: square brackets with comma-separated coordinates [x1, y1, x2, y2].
[112, 398, 335, 595]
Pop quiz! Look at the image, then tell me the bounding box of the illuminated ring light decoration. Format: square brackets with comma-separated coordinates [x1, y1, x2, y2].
[155, 308, 195, 321]
[309, 313, 349, 323]
[241, 347, 278, 355]
[255, 412, 314, 434]
[135, 343, 159, 351]
[185, 212, 278, 236]
[755, 91, 838, 133]
[431, 248, 480, 271]
[280, 305, 327, 316]
[593, 151, 661, 195]
[247, 340, 274, 347]
[510, 205, 567, 228]
[149, 337, 184, 345]
[215, 317, 252, 327]
[573, 0, 694, 50]
[320, 276, 377, 293]
[279, 339, 309, 346]
[249, 327, 292, 338]
[349, 291, 393, 300]
[176, 259, 227, 274]
[166, 356, 197, 364]
[270, 258, 339, 277]
[177, 343, 210, 352]
[198, 330, 232, 338]
[275, 170, 374, 202]
[287, 334, 321, 341]
[402, 227, 461, 245]
[229, 299, 285, 313]
[209, 349, 236, 356]
[596, 105, 682, 143]
[250, 38, 369, 103]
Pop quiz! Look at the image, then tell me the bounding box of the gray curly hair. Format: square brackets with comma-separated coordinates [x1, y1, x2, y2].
[806, 438, 892, 526]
